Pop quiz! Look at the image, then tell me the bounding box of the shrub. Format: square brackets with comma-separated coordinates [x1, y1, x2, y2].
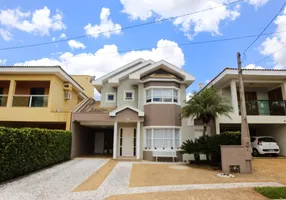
[0, 127, 72, 182]
[181, 131, 241, 166]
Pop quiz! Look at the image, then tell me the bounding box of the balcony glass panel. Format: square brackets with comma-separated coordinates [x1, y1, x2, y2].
[12, 95, 48, 107]
[239, 100, 286, 116]
[0, 95, 8, 107]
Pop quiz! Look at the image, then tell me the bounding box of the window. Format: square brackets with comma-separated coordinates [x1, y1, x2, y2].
[106, 93, 115, 102]
[145, 88, 179, 104]
[144, 128, 181, 150]
[124, 90, 134, 101]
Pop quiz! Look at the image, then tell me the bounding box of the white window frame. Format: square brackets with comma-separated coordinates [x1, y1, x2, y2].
[143, 126, 181, 151]
[124, 90, 134, 101]
[144, 86, 180, 105]
[106, 92, 116, 102]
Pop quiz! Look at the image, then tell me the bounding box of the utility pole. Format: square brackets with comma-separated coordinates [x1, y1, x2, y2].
[237, 52, 252, 172]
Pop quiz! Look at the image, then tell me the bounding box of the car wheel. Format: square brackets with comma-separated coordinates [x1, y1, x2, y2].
[252, 148, 260, 157]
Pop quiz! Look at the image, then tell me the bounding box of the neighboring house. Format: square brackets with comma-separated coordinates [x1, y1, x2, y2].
[203, 68, 286, 156]
[71, 59, 195, 161]
[0, 66, 92, 130]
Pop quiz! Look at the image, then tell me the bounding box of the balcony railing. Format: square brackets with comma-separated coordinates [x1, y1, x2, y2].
[239, 100, 286, 116]
[0, 95, 8, 107]
[12, 95, 48, 107]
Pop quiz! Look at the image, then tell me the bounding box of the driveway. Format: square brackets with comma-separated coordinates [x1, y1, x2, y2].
[0, 158, 109, 200]
[0, 158, 284, 200]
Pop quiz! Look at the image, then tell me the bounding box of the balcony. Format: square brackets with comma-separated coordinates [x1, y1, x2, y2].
[240, 100, 286, 116]
[12, 95, 49, 107]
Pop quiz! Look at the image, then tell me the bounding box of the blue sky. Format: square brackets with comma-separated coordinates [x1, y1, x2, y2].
[0, 0, 285, 98]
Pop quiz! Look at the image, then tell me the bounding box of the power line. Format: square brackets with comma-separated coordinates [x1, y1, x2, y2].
[253, 46, 286, 65]
[0, 0, 244, 52]
[243, 1, 286, 54]
[4, 30, 286, 65]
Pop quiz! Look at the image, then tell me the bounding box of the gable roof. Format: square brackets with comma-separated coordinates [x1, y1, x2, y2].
[92, 58, 145, 86]
[93, 59, 195, 92]
[129, 60, 195, 85]
[0, 65, 85, 92]
[109, 106, 144, 117]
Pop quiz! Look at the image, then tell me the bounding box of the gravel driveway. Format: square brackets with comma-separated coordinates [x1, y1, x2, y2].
[0, 158, 109, 200]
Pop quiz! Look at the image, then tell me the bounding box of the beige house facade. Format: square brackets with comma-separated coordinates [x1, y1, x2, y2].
[71, 59, 196, 161]
[205, 68, 286, 156]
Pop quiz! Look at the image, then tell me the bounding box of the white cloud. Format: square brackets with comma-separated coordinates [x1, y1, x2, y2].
[247, 0, 269, 7]
[0, 28, 12, 41]
[120, 0, 241, 39]
[84, 7, 121, 38]
[245, 64, 264, 69]
[259, 8, 286, 69]
[0, 59, 7, 65]
[52, 37, 56, 41]
[0, 6, 65, 40]
[14, 39, 185, 79]
[60, 33, 66, 38]
[68, 40, 86, 49]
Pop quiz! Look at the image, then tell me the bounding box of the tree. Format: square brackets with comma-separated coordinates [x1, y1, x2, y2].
[181, 86, 233, 136]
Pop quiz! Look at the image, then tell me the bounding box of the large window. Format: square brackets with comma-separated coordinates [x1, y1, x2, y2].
[144, 128, 181, 150]
[145, 88, 179, 104]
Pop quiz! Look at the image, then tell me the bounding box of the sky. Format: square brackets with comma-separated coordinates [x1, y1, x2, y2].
[0, 0, 285, 99]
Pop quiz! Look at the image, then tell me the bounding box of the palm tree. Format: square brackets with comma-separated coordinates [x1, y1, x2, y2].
[182, 86, 233, 136]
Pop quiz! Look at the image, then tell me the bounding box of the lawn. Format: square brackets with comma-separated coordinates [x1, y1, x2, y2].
[254, 187, 286, 199]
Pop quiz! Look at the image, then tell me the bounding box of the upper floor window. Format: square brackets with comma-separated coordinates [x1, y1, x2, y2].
[106, 93, 116, 102]
[145, 88, 179, 104]
[124, 90, 134, 101]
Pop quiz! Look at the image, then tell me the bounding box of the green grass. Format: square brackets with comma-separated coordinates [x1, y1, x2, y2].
[254, 187, 286, 199]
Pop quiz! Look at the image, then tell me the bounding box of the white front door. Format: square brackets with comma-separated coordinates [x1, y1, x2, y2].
[122, 128, 134, 156]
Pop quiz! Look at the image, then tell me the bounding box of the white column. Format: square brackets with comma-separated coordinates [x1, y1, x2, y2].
[230, 80, 239, 115]
[113, 121, 118, 159]
[136, 121, 140, 159]
[281, 83, 286, 100]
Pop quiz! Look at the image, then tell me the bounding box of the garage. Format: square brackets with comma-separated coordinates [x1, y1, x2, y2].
[71, 121, 114, 158]
[220, 123, 286, 156]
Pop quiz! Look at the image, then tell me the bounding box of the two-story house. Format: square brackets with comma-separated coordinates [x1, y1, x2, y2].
[0, 66, 93, 130]
[202, 68, 286, 156]
[71, 59, 195, 161]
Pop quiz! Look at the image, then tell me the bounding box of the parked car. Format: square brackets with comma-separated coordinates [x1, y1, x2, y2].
[251, 136, 280, 157]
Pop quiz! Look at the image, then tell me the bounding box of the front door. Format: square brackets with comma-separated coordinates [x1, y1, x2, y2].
[122, 128, 134, 156]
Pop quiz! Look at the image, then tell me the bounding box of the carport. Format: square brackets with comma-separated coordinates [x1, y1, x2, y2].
[71, 121, 114, 157]
[220, 123, 286, 156]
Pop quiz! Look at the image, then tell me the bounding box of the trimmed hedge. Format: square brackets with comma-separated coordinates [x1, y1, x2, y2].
[0, 127, 72, 182]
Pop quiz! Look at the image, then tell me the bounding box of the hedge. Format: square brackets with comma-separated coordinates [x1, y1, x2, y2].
[181, 131, 241, 166]
[0, 127, 72, 182]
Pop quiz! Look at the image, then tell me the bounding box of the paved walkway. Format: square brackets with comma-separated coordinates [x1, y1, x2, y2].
[0, 160, 284, 200]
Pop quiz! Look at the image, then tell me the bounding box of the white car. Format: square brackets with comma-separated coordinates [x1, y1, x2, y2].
[251, 136, 280, 157]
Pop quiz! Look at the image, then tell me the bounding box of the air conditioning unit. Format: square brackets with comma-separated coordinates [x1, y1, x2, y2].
[64, 91, 72, 100]
[63, 82, 72, 91]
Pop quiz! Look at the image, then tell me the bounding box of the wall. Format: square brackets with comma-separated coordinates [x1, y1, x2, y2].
[144, 104, 181, 126]
[100, 83, 117, 107]
[221, 87, 232, 105]
[71, 121, 95, 158]
[71, 75, 94, 98]
[50, 76, 79, 112]
[117, 78, 138, 108]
